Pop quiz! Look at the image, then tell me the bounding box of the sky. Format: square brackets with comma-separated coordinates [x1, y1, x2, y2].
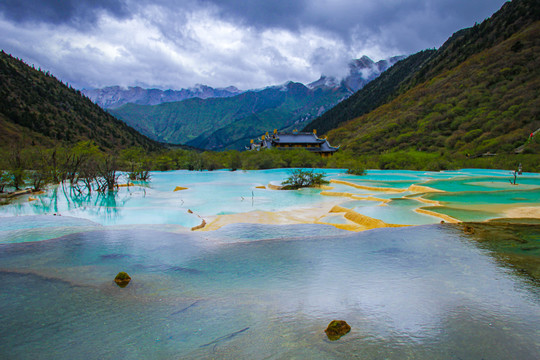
[0, 0, 507, 91]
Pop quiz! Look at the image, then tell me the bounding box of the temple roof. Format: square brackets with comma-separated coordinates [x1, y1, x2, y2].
[259, 131, 338, 153]
[320, 141, 339, 152]
[270, 132, 324, 144]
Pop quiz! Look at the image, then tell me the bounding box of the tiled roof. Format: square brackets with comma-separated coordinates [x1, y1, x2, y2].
[320, 141, 339, 152]
[270, 133, 324, 144]
[254, 131, 339, 153]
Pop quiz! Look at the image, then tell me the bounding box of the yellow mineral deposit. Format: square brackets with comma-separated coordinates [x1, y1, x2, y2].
[330, 179, 405, 193]
[328, 205, 405, 230]
[200, 203, 340, 231]
[415, 208, 460, 223]
[320, 191, 390, 204]
[504, 206, 540, 218]
[407, 184, 444, 193]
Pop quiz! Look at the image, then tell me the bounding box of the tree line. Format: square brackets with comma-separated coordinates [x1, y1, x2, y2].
[1, 141, 536, 195]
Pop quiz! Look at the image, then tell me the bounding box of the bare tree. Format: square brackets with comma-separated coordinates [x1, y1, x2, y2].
[96, 155, 120, 192]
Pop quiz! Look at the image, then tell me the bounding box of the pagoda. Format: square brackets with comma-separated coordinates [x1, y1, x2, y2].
[248, 129, 339, 157]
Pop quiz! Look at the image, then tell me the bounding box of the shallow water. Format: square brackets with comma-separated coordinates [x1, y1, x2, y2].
[425, 188, 540, 206]
[353, 198, 441, 225]
[1, 169, 539, 359]
[0, 224, 539, 359]
[1, 169, 539, 227]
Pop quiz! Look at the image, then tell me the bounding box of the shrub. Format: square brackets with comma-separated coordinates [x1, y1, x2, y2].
[346, 168, 366, 176]
[281, 169, 329, 190]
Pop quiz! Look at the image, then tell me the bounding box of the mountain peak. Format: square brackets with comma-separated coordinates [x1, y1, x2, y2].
[308, 55, 405, 93]
[351, 56, 375, 69]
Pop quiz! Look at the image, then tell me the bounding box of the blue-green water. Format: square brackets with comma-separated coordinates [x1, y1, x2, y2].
[1, 169, 539, 359]
[425, 189, 540, 206]
[1, 169, 539, 228]
[353, 198, 441, 225]
[0, 224, 538, 359]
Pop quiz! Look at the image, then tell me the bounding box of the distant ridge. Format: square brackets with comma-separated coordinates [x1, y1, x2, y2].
[0, 51, 161, 151]
[86, 55, 402, 111]
[83, 85, 243, 109]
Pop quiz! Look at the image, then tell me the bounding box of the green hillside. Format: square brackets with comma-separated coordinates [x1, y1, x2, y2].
[111, 82, 349, 151]
[317, 0, 539, 157]
[0, 51, 161, 152]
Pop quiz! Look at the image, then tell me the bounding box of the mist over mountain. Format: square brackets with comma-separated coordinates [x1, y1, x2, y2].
[308, 55, 405, 93]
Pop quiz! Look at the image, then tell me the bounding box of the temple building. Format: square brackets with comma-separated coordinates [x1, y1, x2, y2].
[248, 129, 339, 157]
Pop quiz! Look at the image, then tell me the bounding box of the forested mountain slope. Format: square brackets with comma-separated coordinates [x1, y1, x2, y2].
[309, 0, 539, 156]
[327, 18, 539, 155]
[0, 51, 161, 152]
[111, 82, 350, 151]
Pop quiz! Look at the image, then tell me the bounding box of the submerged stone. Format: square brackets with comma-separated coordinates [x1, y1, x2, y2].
[114, 272, 131, 288]
[463, 224, 475, 234]
[325, 320, 351, 341]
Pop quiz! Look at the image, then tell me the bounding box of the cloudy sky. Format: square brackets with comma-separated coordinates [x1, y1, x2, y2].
[0, 0, 506, 90]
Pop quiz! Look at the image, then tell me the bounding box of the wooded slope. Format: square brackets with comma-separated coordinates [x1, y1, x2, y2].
[310, 0, 539, 156]
[0, 51, 161, 152]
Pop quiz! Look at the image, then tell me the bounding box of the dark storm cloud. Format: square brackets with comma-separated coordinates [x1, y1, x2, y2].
[202, 0, 507, 52]
[0, 0, 509, 90]
[0, 0, 129, 27]
[200, 0, 307, 31]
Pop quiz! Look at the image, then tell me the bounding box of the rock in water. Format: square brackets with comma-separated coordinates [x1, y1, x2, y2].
[325, 320, 351, 341]
[114, 272, 131, 288]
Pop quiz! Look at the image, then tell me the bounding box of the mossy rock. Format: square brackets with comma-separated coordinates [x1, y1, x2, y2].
[325, 320, 351, 341]
[463, 224, 475, 234]
[114, 272, 131, 288]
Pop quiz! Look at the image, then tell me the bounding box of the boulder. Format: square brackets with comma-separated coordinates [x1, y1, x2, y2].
[325, 320, 351, 341]
[114, 272, 131, 288]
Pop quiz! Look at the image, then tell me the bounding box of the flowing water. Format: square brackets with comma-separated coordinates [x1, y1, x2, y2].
[0, 169, 539, 359]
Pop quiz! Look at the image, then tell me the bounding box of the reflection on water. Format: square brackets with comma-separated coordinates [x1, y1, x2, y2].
[5, 185, 128, 221]
[0, 224, 539, 359]
[1, 169, 539, 227]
